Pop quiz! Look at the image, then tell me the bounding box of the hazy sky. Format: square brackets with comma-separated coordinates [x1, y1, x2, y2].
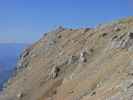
[0, 0, 132, 43]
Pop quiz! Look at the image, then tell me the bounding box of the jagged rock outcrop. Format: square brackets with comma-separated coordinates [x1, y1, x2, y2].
[111, 31, 133, 50]
[1, 17, 133, 100]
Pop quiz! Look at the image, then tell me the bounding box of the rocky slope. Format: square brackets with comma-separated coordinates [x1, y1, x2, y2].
[1, 17, 133, 100]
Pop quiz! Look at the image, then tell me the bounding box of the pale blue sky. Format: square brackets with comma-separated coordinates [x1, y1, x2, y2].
[0, 0, 132, 43]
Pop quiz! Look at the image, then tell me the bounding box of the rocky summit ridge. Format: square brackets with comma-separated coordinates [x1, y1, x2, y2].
[1, 17, 133, 100]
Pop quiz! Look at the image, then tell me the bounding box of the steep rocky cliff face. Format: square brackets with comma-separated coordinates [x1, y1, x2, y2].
[1, 17, 133, 100]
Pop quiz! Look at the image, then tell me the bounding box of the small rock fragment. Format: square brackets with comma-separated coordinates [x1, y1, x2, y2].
[68, 55, 79, 64]
[21, 48, 31, 58]
[90, 48, 94, 53]
[57, 34, 62, 39]
[127, 83, 133, 89]
[17, 92, 24, 99]
[102, 33, 108, 37]
[128, 32, 133, 39]
[84, 28, 91, 33]
[79, 49, 88, 63]
[91, 91, 96, 96]
[50, 66, 60, 79]
[114, 26, 121, 31]
[112, 35, 118, 40]
[57, 26, 65, 32]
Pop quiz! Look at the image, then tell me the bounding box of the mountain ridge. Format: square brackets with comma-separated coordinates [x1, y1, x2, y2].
[1, 17, 133, 100]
